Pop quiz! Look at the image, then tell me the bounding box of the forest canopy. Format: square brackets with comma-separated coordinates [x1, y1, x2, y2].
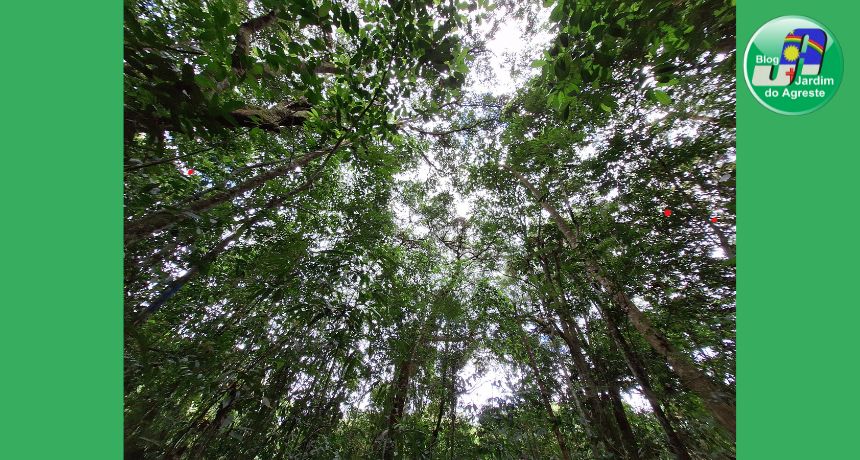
[124, 0, 736, 458]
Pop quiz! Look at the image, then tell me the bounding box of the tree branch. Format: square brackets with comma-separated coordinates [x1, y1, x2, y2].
[231, 10, 279, 81]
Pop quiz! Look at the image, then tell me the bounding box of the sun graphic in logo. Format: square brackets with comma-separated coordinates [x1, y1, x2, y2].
[783, 45, 800, 62]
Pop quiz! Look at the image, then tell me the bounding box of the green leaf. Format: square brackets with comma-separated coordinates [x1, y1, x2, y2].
[652, 90, 672, 105]
[554, 58, 569, 79]
[318, 1, 331, 19]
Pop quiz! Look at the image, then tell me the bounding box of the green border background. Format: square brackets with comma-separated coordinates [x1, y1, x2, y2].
[0, 0, 856, 458]
[0, 1, 123, 458]
[738, 1, 859, 458]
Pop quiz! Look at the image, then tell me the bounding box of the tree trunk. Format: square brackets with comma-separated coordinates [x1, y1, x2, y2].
[447, 357, 458, 460]
[608, 380, 642, 460]
[554, 311, 627, 456]
[126, 88, 379, 246]
[131, 186, 300, 324]
[707, 218, 736, 260]
[554, 338, 603, 459]
[676, 178, 736, 261]
[505, 165, 736, 440]
[381, 353, 414, 460]
[600, 299, 693, 460]
[125, 147, 328, 246]
[520, 331, 573, 460]
[587, 264, 735, 439]
[380, 314, 435, 460]
[430, 342, 450, 455]
[132, 219, 250, 325]
[538, 251, 626, 455]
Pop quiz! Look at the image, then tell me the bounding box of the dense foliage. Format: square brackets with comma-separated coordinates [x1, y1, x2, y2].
[124, 0, 735, 458]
